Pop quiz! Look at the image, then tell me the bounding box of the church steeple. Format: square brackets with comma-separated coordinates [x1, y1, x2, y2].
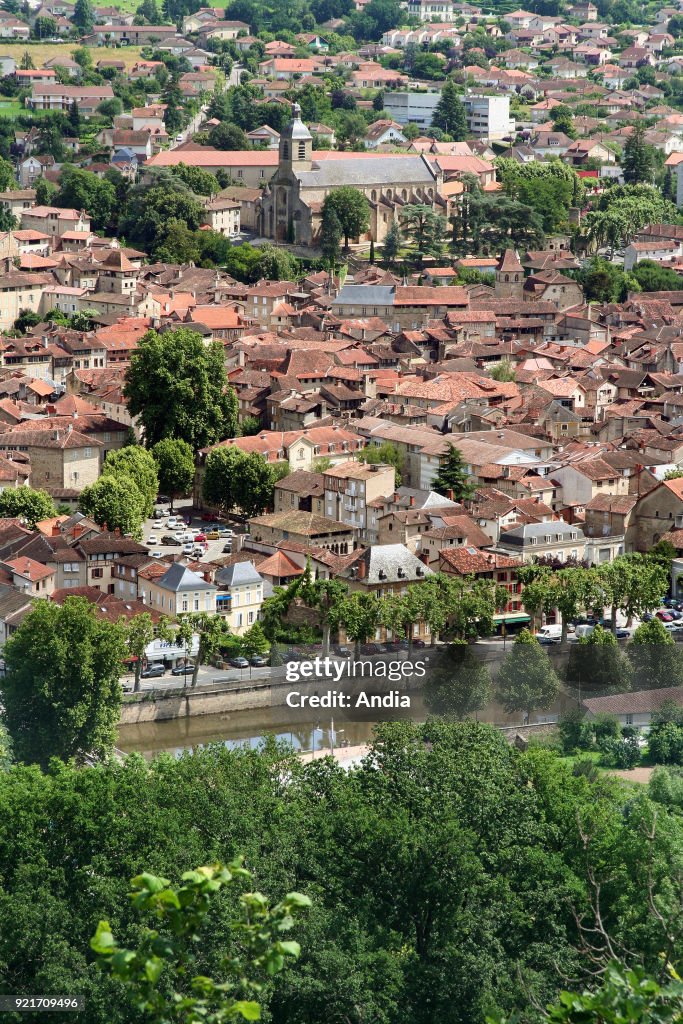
[279, 102, 312, 171]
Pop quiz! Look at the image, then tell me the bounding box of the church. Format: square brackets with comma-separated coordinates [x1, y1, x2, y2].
[257, 104, 447, 247]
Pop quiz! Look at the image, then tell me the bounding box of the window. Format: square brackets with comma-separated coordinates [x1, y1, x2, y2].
[91, 567, 103, 579]
[298, 141, 306, 159]
[248, 611, 254, 624]
[625, 714, 633, 726]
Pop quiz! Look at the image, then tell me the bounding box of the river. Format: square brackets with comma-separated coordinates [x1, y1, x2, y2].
[117, 692, 575, 758]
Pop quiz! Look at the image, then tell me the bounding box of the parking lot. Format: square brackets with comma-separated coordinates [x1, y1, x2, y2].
[141, 500, 246, 564]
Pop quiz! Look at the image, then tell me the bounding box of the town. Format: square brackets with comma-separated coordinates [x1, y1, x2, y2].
[2, 0, 683, 1018]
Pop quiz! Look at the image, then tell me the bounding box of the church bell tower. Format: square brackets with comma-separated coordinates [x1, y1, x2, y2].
[279, 102, 312, 173]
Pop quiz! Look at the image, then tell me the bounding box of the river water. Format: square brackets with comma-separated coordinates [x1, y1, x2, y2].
[117, 692, 575, 758]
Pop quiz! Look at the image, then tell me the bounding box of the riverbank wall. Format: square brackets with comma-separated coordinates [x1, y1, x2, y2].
[120, 646, 571, 725]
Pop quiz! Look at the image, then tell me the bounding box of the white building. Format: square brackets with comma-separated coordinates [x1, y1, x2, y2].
[384, 91, 441, 128]
[407, 0, 456, 20]
[463, 95, 514, 141]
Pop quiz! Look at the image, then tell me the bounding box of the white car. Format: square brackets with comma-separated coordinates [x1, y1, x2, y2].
[146, 537, 158, 546]
[150, 551, 163, 559]
[182, 542, 194, 554]
[152, 521, 164, 529]
[174, 532, 186, 542]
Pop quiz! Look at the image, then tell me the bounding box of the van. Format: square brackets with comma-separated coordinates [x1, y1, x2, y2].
[536, 624, 562, 642]
[574, 624, 595, 640]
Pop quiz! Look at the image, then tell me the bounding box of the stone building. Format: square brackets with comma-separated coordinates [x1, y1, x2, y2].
[258, 103, 445, 245]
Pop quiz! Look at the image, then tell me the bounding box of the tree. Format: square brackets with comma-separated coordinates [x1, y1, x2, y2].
[233, 452, 276, 518]
[631, 259, 683, 293]
[124, 329, 238, 451]
[104, 445, 159, 519]
[202, 446, 242, 516]
[208, 122, 249, 150]
[152, 438, 194, 509]
[566, 624, 633, 697]
[489, 359, 515, 382]
[623, 122, 655, 186]
[383, 220, 402, 266]
[91, 862, 309, 1024]
[120, 180, 205, 253]
[0, 156, 15, 193]
[0, 597, 126, 766]
[252, 245, 299, 282]
[497, 628, 560, 720]
[628, 618, 683, 691]
[334, 591, 381, 656]
[432, 444, 475, 501]
[321, 187, 369, 250]
[176, 612, 231, 688]
[432, 80, 467, 140]
[126, 613, 171, 693]
[78, 474, 146, 539]
[401, 203, 449, 262]
[240, 621, 269, 659]
[169, 163, 220, 197]
[73, 0, 94, 33]
[424, 639, 492, 719]
[19, 49, 34, 70]
[35, 176, 59, 206]
[0, 487, 55, 528]
[358, 441, 404, 486]
[598, 555, 668, 635]
[320, 204, 343, 268]
[300, 575, 348, 656]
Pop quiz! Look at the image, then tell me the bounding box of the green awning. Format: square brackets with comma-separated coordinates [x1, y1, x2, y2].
[493, 613, 531, 624]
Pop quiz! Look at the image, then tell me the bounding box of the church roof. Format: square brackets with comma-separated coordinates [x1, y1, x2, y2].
[298, 154, 435, 188]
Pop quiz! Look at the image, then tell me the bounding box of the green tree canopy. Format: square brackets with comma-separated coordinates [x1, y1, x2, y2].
[124, 329, 238, 451]
[497, 628, 560, 718]
[152, 437, 195, 507]
[431, 444, 475, 502]
[432, 80, 467, 140]
[321, 187, 369, 250]
[0, 596, 125, 766]
[0, 487, 56, 528]
[103, 445, 159, 519]
[78, 474, 147, 539]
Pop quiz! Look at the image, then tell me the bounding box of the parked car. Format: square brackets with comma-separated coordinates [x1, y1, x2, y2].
[669, 609, 683, 620]
[284, 651, 301, 662]
[205, 530, 220, 540]
[222, 543, 233, 553]
[152, 521, 164, 529]
[362, 643, 383, 655]
[656, 610, 674, 622]
[228, 656, 249, 668]
[250, 655, 268, 667]
[171, 662, 195, 676]
[141, 663, 165, 678]
[153, 509, 165, 520]
[146, 537, 158, 546]
[161, 535, 181, 546]
[182, 543, 194, 554]
[194, 533, 207, 543]
[202, 513, 219, 522]
[150, 551, 163, 559]
[412, 638, 427, 648]
[155, 495, 171, 504]
[216, 527, 233, 537]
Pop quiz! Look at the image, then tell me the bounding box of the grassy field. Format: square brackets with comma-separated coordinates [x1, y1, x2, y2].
[3, 43, 146, 68]
[0, 99, 23, 117]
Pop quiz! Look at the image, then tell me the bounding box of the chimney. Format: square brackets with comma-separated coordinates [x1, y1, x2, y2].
[358, 555, 366, 579]
[418, 549, 430, 565]
[114, 526, 120, 537]
[409, 495, 414, 506]
[72, 523, 83, 539]
[447, 489, 454, 501]
[51, 524, 60, 537]
[203, 571, 212, 583]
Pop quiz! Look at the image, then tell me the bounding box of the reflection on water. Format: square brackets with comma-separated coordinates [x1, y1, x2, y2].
[118, 691, 576, 758]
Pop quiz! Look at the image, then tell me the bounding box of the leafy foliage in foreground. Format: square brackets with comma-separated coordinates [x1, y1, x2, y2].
[0, 723, 682, 1023]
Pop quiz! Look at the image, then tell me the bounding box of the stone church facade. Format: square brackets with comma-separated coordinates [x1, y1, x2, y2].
[257, 104, 447, 247]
